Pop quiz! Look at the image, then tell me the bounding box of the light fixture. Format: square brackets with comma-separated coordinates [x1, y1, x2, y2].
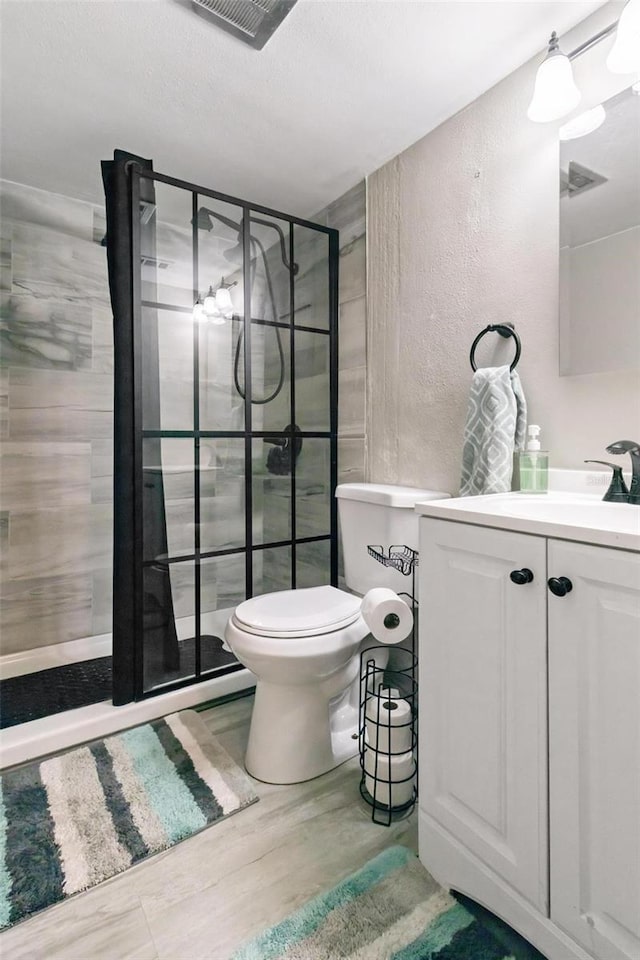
[559, 103, 606, 140]
[203, 285, 217, 317]
[529, 9, 639, 124]
[215, 278, 234, 316]
[528, 32, 581, 122]
[192, 297, 206, 323]
[607, 0, 640, 74]
[193, 280, 236, 325]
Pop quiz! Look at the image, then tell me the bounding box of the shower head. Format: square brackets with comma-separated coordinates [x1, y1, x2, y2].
[192, 208, 215, 232]
[192, 206, 242, 234]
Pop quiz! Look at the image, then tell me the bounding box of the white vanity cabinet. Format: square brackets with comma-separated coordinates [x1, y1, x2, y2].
[548, 540, 640, 960]
[419, 516, 640, 960]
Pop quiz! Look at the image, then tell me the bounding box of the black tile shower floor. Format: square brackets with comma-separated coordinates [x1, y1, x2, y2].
[0, 636, 238, 729]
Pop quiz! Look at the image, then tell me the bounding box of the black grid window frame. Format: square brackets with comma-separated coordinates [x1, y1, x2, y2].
[124, 167, 339, 702]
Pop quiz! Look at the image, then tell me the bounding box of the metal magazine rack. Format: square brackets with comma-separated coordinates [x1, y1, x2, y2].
[358, 545, 418, 826]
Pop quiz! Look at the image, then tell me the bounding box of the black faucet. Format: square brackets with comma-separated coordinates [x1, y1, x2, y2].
[605, 440, 640, 505]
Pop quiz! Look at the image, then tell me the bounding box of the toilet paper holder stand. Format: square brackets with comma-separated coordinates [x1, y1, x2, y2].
[358, 544, 418, 826]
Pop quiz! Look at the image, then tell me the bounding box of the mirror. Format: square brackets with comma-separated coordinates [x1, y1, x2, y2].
[559, 85, 640, 376]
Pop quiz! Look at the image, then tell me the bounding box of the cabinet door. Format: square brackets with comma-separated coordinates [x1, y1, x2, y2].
[419, 518, 548, 911]
[549, 539, 640, 960]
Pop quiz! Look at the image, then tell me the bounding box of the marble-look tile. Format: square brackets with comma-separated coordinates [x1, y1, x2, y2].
[9, 368, 113, 440]
[0, 293, 92, 370]
[339, 294, 366, 370]
[338, 437, 366, 484]
[91, 567, 112, 637]
[0, 573, 93, 654]
[0, 441, 91, 511]
[93, 208, 106, 246]
[0, 179, 94, 242]
[0, 511, 8, 574]
[11, 221, 110, 307]
[328, 181, 366, 242]
[91, 438, 113, 505]
[7, 502, 112, 581]
[338, 365, 366, 438]
[0, 368, 8, 439]
[92, 306, 113, 374]
[339, 232, 366, 303]
[0, 234, 11, 292]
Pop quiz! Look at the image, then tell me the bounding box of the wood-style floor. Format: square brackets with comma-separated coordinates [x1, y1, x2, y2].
[0, 693, 417, 960]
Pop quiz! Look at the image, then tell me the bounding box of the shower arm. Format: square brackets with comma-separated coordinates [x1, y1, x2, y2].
[197, 207, 298, 274]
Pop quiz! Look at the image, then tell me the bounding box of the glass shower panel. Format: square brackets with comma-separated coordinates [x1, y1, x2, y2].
[294, 329, 330, 432]
[252, 437, 291, 545]
[295, 439, 331, 540]
[253, 545, 292, 595]
[143, 438, 194, 561]
[200, 554, 245, 675]
[248, 212, 291, 434]
[199, 438, 245, 553]
[143, 560, 196, 692]
[293, 225, 330, 330]
[142, 307, 193, 431]
[105, 157, 338, 703]
[140, 179, 193, 309]
[197, 196, 245, 432]
[296, 540, 331, 589]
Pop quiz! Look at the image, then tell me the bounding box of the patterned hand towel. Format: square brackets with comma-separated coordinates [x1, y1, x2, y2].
[460, 365, 527, 496]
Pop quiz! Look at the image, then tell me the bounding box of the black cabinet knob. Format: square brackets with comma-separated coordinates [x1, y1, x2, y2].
[548, 576, 573, 597]
[510, 568, 534, 585]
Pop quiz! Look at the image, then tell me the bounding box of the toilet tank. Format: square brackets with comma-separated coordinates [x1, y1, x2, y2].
[336, 483, 450, 598]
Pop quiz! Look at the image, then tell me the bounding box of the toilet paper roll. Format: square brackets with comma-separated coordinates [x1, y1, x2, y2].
[365, 695, 413, 754]
[363, 747, 416, 809]
[361, 589, 413, 645]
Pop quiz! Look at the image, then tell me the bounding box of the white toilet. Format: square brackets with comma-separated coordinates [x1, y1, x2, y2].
[224, 483, 449, 784]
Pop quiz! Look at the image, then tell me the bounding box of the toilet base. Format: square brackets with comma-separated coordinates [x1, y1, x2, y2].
[245, 669, 360, 785]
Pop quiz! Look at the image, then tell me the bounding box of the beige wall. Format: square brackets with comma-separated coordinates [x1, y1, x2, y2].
[367, 3, 640, 495]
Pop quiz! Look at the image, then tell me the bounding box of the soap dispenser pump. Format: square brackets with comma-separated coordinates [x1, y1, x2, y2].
[518, 425, 549, 494]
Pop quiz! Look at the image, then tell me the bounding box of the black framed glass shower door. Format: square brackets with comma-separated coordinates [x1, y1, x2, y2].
[108, 157, 338, 703]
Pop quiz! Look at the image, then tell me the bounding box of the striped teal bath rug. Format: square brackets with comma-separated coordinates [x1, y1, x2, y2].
[232, 845, 539, 960]
[0, 710, 257, 929]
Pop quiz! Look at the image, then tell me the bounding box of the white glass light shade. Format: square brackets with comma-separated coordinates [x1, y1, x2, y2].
[193, 299, 206, 323]
[559, 104, 606, 140]
[528, 48, 581, 122]
[215, 285, 233, 314]
[607, 0, 640, 74]
[203, 287, 217, 317]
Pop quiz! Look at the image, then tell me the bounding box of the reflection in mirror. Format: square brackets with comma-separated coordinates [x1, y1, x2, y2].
[559, 85, 640, 376]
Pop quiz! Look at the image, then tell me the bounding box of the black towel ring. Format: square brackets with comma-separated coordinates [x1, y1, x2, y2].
[469, 323, 521, 372]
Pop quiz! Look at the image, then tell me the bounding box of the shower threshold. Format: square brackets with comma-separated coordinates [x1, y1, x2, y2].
[0, 630, 254, 769]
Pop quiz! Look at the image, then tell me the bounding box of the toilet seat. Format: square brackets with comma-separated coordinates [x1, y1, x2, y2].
[233, 585, 361, 638]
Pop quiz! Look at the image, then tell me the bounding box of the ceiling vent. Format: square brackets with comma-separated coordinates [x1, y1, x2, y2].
[190, 0, 297, 49]
[560, 161, 608, 198]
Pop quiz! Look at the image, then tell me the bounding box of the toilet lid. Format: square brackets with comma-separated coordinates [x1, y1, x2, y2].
[233, 585, 362, 637]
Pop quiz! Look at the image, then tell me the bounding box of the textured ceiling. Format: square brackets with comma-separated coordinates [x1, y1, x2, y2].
[1, 0, 605, 217]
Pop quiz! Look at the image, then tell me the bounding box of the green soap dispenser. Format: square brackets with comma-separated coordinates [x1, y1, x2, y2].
[518, 424, 549, 494]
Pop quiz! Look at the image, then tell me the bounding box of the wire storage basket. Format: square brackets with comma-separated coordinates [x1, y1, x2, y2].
[358, 543, 418, 826]
[358, 646, 417, 825]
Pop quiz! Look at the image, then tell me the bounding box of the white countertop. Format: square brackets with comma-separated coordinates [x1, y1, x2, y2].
[416, 491, 640, 552]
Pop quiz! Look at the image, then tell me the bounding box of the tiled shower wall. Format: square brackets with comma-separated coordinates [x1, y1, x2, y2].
[0, 178, 366, 656]
[0, 180, 114, 656]
[314, 182, 367, 488]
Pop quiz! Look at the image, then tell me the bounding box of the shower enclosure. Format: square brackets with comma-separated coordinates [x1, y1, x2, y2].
[102, 152, 338, 704]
